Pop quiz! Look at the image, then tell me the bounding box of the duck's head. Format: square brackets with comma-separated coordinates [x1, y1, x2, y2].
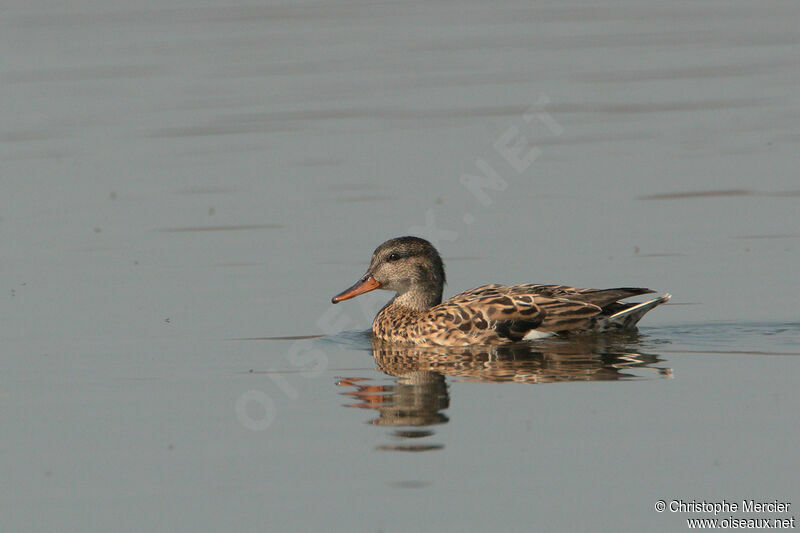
[331, 236, 446, 309]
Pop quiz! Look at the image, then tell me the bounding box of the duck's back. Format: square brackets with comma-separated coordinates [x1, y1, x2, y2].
[373, 284, 666, 346]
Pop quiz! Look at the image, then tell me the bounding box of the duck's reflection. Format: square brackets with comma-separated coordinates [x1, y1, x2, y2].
[337, 334, 671, 452]
[338, 369, 449, 452]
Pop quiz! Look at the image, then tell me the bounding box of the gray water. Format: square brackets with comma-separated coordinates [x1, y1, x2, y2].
[2, 1, 799, 531]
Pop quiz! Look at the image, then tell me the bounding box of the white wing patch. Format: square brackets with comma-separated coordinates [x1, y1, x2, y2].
[522, 329, 556, 340]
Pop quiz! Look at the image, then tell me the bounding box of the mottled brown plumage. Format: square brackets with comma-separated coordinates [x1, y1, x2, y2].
[332, 236, 670, 346]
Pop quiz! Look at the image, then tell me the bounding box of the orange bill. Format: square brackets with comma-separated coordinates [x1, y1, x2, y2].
[331, 275, 381, 303]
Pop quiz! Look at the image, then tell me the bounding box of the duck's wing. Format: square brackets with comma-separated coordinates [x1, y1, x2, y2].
[422, 284, 603, 343]
[506, 284, 655, 308]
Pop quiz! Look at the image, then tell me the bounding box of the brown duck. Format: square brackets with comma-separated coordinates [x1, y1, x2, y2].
[332, 236, 670, 346]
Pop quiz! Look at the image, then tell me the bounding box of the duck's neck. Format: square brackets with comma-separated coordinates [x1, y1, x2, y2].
[391, 283, 443, 312]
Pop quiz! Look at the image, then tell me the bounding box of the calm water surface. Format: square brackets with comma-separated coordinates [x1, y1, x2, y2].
[2, 0, 799, 531]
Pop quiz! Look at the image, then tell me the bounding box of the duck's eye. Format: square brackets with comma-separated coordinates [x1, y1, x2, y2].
[386, 252, 401, 262]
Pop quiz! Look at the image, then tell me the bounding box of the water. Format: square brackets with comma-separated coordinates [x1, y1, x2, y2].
[2, 0, 799, 531]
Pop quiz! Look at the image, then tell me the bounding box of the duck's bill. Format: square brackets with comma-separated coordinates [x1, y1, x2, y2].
[331, 275, 381, 303]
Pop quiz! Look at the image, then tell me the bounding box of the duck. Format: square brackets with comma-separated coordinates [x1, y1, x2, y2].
[331, 236, 670, 346]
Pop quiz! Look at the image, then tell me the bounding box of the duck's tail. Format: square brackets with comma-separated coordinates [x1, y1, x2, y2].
[596, 293, 671, 330]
